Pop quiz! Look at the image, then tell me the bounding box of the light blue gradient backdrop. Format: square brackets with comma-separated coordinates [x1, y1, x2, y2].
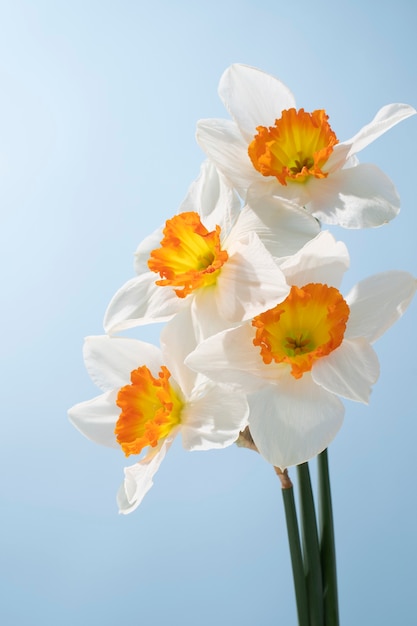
[1, 1, 416, 624]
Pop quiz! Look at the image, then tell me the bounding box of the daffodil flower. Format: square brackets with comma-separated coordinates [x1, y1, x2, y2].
[196, 63, 416, 228]
[68, 309, 249, 514]
[185, 231, 417, 469]
[104, 160, 319, 337]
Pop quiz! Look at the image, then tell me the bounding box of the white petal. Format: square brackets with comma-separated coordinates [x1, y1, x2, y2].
[190, 288, 238, 340]
[215, 232, 289, 321]
[160, 307, 200, 397]
[196, 118, 259, 196]
[324, 142, 355, 174]
[181, 382, 249, 450]
[103, 273, 182, 334]
[345, 271, 417, 343]
[134, 226, 164, 275]
[307, 163, 400, 228]
[342, 103, 416, 159]
[117, 435, 177, 515]
[83, 335, 163, 391]
[232, 193, 320, 259]
[248, 375, 344, 469]
[179, 160, 242, 234]
[248, 177, 313, 207]
[68, 389, 120, 448]
[185, 324, 284, 391]
[312, 338, 379, 403]
[279, 231, 349, 288]
[218, 64, 296, 142]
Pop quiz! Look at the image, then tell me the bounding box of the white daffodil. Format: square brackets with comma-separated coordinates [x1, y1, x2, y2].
[186, 231, 417, 469]
[196, 63, 416, 228]
[104, 160, 319, 338]
[68, 309, 249, 514]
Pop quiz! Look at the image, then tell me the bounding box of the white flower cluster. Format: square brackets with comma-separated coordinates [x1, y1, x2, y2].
[68, 64, 417, 514]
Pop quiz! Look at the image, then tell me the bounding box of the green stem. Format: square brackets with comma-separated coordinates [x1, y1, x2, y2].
[318, 449, 339, 626]
[297, 462, 324, 626]
[277, 468, 310, 626]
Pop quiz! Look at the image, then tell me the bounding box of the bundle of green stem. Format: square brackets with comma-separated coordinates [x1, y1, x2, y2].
[278, 449, 339, 626]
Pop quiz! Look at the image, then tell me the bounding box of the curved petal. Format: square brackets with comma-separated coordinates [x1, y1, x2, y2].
[248, 375, 344, 469]
[324, 142, 355, 174]
[307, 163, 400, 228]
[218, 63, 296, 142]
[196, 118, 259, 196]
[68, 389, 120, 448]
[83, 335, 163, 391]
[134, 226, 164, 274]
[279, 231, 349, 288]
[190, 288, 237, 340]
[345, 271, 417, 343]
[103, 273, 182, 334]
[179, 160, 242, 234]
[249, 177, 313, 207]
[215, 232, 289, 321]
[185, 323, 284, 391]
[312, 338, 379, 403]
[341, 103, 416, 159]
[233, 194, 320, 259]
[117, 434, 177, 515]
[181, 382, 249, 450]
[160, 306, 200, 397]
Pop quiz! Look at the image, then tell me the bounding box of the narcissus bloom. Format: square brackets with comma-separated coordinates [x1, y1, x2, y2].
[68, 310, 249, 513]
[197, 63, 416, 228]
[185, 231, 417, 469]
[104, 160, 319, 337]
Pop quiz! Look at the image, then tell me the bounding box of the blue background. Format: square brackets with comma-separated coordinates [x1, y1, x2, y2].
[1, 1, 416, 624]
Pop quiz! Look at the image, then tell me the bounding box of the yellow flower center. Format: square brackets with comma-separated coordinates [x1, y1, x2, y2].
[248, 108, 338, 186]
[115, 365, 183, 457]
[252, 283, 349, 379]
[148, 211, 229, 298]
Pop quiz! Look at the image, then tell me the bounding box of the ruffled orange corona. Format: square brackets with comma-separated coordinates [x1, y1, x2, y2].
[148, 211, 229, 298]
[248, 108, 338, 186]
[252, 283, 349, 379]
[115, 365, 183, 456]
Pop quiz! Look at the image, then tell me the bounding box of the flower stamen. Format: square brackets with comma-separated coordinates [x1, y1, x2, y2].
[248, 108, 338, 186]
[115, 365, 183, 456]
[252, 283, 349, 379]
[148, 211, 229, 298]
